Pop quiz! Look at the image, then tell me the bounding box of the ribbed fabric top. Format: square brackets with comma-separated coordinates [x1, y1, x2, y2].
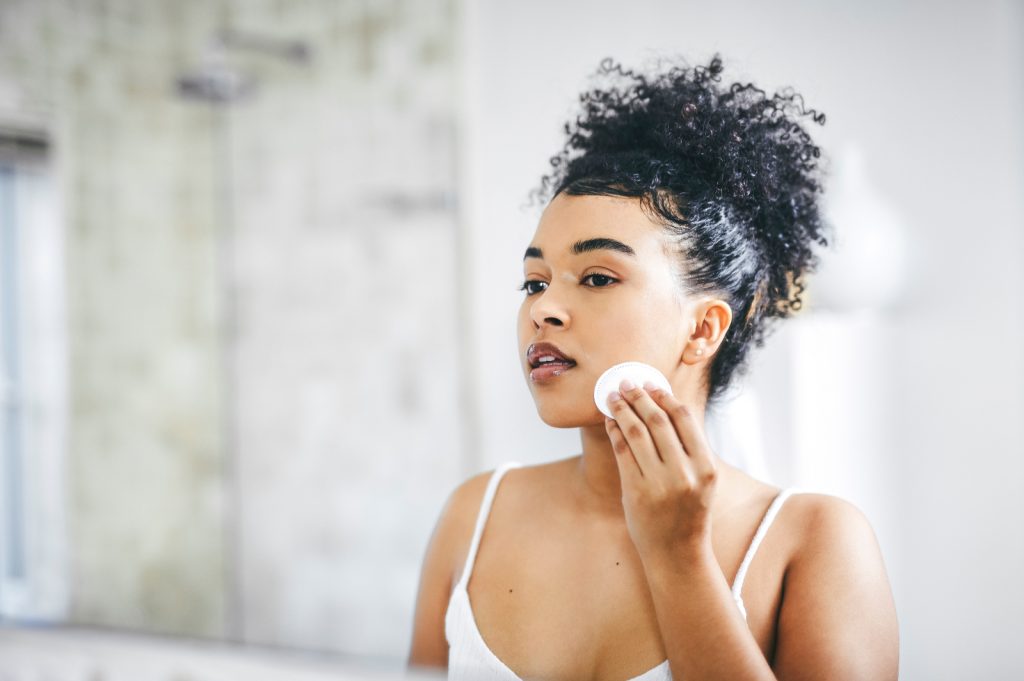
[445, 461, 801, 680]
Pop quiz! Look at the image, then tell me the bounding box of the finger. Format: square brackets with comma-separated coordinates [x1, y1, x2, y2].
[605, 416, 645, 483]
[648, 386, 717, 479]
[620, 380, 691, 476]
[607, 380, 660, 474]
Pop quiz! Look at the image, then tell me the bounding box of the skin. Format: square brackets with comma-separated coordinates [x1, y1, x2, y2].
[516, 190, 732, 526]
[408, 192, 900, 680]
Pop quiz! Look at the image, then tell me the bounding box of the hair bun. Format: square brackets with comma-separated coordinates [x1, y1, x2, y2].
[533, 53, 833, 404]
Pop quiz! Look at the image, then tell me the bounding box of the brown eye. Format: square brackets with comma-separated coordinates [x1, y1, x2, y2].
[519, 273, 617, 296]
[583, 273, 617, 288]
[518, 279, 547, 296]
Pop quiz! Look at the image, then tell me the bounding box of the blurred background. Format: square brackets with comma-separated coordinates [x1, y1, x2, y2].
[0, 0, 1021, 679]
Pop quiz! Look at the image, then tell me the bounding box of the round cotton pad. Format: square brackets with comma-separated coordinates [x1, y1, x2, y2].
[594, 361, 674, 419]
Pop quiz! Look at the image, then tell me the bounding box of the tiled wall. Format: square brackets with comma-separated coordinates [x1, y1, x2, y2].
[0, 0, 465, 660]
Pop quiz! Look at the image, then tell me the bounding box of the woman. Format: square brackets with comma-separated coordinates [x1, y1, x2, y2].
[408, 54, 899, 680]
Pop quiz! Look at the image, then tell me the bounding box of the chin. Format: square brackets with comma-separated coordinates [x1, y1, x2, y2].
[524, 366, 605, 427]
[533, 401, 604, 428]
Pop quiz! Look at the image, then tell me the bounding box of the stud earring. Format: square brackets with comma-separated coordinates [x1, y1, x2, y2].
[696, 348, 704, 356]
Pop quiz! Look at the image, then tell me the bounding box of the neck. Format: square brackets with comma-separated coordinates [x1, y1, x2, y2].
[573, 399, 749, 520]
[572, 398, 714, 520]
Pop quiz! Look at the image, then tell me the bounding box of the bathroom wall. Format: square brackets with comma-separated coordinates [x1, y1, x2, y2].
[219, 0, 464, 657]
[1, 0, 228, 638]
[0, 0, 465, 661]
[2, 0, 1022, 675]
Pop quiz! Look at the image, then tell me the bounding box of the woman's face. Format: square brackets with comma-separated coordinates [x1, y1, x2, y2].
[517, 192, 703, 428]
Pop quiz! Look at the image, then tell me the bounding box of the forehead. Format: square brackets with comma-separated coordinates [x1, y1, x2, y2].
[529, 193, 671, 260]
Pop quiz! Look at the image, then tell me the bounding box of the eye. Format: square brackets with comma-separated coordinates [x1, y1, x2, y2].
[582, 273, 617, 288]
[518, 279, 547, 296]
[518, 273, 619, 296]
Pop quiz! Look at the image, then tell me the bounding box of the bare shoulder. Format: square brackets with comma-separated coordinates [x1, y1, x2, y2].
[447, 468, 497, 526]
[406, 466, 513, 670]
[447, 460, 563, 573]
[772, 492, 900, 681]
[780, 492, 889, 570]
[773, 491, 874, 538]
[444, 465, 531, 581]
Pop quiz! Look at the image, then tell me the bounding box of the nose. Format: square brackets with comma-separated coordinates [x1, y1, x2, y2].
[529, 282, 568, 329]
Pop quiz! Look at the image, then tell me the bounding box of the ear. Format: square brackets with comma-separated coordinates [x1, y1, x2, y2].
[683, 299, 732, 364]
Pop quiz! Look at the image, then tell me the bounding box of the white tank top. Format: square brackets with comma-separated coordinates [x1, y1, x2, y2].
[444, 461, 801, 680]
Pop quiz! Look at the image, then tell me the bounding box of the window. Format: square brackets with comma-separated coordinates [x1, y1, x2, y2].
[0, 131, 68, 622]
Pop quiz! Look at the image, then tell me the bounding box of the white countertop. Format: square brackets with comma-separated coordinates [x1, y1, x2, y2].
[0, 623, 446, 681]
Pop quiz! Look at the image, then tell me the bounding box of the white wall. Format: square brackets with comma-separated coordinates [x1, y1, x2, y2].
[459, 1, 1024, 678]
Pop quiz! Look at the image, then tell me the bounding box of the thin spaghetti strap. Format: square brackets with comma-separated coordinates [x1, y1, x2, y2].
[731, 487, 804, 619]
[455, 461, 524, 591]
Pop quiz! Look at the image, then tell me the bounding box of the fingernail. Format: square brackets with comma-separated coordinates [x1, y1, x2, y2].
[643, 381, 659, 394]
[620, 379, 635, 391]
[609, 391, 622, 402]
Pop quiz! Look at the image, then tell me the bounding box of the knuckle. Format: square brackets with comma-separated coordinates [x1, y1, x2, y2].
[647, 411, 669, 428]
[676, 468, 694, 487]
[671, 403, 692, 419]
[625, 423, 645, 439]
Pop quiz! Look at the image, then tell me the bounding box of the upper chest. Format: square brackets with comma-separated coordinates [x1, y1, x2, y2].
[449, 471, 800, 681]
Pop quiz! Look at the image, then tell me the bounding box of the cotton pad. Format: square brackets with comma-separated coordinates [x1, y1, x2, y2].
[593, 361, 674, 419]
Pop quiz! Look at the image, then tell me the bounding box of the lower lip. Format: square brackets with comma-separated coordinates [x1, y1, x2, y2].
[530, 363, 576, 383]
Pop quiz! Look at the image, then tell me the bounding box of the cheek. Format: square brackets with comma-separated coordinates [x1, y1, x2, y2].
[597, 303, 649, 336]
[580, 309, 644, 362]
[597, 304, 681, 360]
[517, 301, 530, 325]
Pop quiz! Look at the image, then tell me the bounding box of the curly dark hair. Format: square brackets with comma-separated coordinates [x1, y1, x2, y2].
[531, 54, 832, 406]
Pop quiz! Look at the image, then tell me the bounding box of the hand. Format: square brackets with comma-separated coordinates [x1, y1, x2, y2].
[604, 379, 718, 561]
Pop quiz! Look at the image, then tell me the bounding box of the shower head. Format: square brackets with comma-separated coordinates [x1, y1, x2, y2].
[175, 28, 310, 104]
[175, 65, 256, 104]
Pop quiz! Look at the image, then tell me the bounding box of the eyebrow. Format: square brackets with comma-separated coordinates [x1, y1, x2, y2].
[523, 237, 636, 262]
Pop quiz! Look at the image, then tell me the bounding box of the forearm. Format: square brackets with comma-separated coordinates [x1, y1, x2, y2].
[642, 541, 777, 681]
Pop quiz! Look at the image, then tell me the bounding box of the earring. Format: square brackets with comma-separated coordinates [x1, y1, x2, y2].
[696, 348, 704, 356]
